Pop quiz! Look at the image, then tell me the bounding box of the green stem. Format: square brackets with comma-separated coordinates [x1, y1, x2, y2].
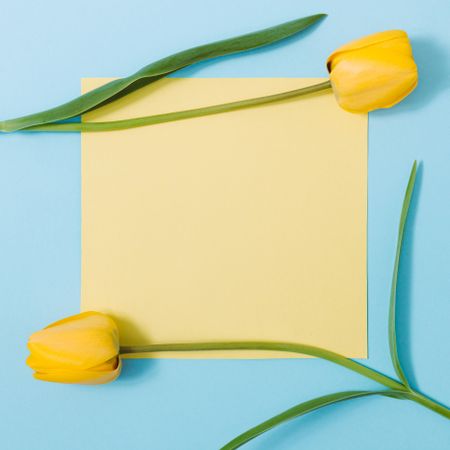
[120, 342, 450, 419]
[119, 341, 405, 391]
[407, 390, 450, 419]
[24, 80, 332, 132]
[219, 389, 448, 450]
[220, 390, 404, 450]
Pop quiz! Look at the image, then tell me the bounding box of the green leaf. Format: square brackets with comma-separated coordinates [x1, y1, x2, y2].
[220, 390, 405, 450]
[389, 161, 417, 387]
[0, 13, 326, 132]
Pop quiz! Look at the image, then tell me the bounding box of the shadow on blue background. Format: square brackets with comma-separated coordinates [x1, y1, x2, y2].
[119, 358, 157, 384]
[375, 37, 450, 116]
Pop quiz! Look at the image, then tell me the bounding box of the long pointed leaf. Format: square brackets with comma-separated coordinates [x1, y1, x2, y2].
[220, 390, 404, 450]
[389, 161, 417, 386]
[0, 13, 326, 132]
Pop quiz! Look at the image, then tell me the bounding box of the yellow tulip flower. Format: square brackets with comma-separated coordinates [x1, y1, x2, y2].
[27, 311, 121, 385]
[327, 30, 418, 113]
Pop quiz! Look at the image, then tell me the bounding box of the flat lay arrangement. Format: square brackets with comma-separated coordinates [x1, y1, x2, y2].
[25, 161, 449, 449]
[1, 3, 449, 450]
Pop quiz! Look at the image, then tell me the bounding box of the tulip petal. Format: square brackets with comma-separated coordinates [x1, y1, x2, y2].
[27, 311, 120, 371]
[327, 30, 409, 71]
[33, 358, 122, 385]
[44, 311, 115, 330]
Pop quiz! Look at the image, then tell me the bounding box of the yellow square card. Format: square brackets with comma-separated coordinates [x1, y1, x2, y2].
[81, 78, 367, 358]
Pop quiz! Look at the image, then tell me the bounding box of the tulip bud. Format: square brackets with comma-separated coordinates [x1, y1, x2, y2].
[27, 311, 121, 384]
[327, 30, 418, 113]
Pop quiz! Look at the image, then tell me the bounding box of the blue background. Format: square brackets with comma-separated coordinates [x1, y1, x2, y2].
[1, 1, 449, 449]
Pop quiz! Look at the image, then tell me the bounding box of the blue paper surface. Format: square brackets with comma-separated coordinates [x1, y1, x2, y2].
[0, 1, 449, 449]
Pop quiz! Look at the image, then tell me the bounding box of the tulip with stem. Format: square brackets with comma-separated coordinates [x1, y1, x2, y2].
[27, 162, 449, 449]
[3, 29, 417, 134]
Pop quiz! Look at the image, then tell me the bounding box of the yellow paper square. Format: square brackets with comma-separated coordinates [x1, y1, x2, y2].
[81, 78, 367, 358]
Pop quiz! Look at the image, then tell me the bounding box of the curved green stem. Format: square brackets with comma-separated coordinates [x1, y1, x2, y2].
[406, 390, 450, 419]
[120, 341, 450, 419]
[119, 340, 405, 391]
[220, 390, 403, 450]
[220, 388, 449, 450]
[24, 80, 332, 133]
